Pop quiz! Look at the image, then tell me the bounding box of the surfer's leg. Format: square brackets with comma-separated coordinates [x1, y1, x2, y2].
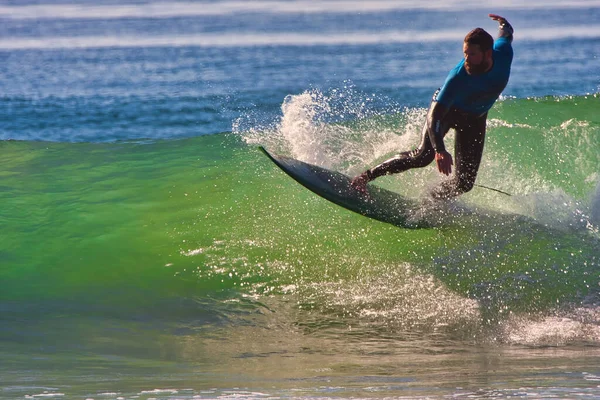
[351, 107, 446, 187]
[370, 127, 436, 179]
[350, 123, 437, 193]
[351, 93, 452, 193]
[430, 113, 486, 199]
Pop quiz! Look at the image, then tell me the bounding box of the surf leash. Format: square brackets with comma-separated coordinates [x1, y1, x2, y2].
[475, 184, 511, 196]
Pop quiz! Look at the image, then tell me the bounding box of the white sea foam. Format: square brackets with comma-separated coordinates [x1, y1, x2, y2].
[0, 30, 468, 50]
[1, 1, 600, 20]
[237, 87, 421, 174]
[2, 25, 599, 50]
[298, 262, 482, 333]
[501, 302, 600, 346]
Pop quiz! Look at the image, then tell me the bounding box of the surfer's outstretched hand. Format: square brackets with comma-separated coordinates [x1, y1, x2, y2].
[351, 172, 369, 194]
[435, 151, 453, 176]
[488, 13, 507, 24]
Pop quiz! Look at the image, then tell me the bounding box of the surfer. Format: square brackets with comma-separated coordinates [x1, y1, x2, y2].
[351, 14, 514, 199]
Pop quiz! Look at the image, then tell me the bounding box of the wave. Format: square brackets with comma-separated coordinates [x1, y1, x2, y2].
[1, 167, 599, 348]
[0, 95, 227, 142]
[2, 0, 600, 20]
[1, 26, 600, 50]
[2, 93, 599, 346]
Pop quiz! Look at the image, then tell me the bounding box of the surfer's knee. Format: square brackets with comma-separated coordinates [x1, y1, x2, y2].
[420, 148, 436, 167]
[369, 155, 403, 178]
[365, 146, 436, 181]
[406, 146, 435, 168]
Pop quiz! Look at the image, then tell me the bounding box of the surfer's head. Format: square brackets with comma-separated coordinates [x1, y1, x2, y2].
[463, 28, 494, 75]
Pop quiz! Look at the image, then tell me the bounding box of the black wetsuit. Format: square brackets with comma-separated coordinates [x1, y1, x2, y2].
[364, 27, 513, 199]
[368, 94, 488, 199]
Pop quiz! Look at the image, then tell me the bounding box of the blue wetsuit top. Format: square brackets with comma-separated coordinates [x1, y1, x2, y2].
[435, 36, 513, 116]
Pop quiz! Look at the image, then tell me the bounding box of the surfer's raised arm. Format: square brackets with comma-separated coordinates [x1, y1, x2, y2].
[489, 14, 514, 42]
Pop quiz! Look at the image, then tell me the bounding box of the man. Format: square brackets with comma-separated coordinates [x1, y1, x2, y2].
[351, 14, 514, 200]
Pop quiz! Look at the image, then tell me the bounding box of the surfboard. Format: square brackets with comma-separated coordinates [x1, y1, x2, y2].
[259, 146, 423, 228]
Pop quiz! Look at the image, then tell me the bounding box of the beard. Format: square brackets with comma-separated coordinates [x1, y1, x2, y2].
[465, 60, 490, 75]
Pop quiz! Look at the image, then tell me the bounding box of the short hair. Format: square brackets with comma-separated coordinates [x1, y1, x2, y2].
[464, 28, 494, 52]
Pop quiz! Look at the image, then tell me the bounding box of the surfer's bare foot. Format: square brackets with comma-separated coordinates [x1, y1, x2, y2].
[351, 173, 369, 194]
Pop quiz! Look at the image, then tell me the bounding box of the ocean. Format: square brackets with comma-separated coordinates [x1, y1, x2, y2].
[1, 1, 600, 399]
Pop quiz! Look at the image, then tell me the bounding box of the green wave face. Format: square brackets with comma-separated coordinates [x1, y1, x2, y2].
[1, 95, 599, 344]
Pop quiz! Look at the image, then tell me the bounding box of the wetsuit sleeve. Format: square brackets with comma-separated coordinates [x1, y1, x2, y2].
[430, 69, 461, 153]
[493, 19, 514, 65]
[427, 101, 449, 153]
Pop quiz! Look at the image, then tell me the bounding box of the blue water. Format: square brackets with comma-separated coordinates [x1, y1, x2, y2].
[1, 1, 600, 399]
[1, 1, 599, 142]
